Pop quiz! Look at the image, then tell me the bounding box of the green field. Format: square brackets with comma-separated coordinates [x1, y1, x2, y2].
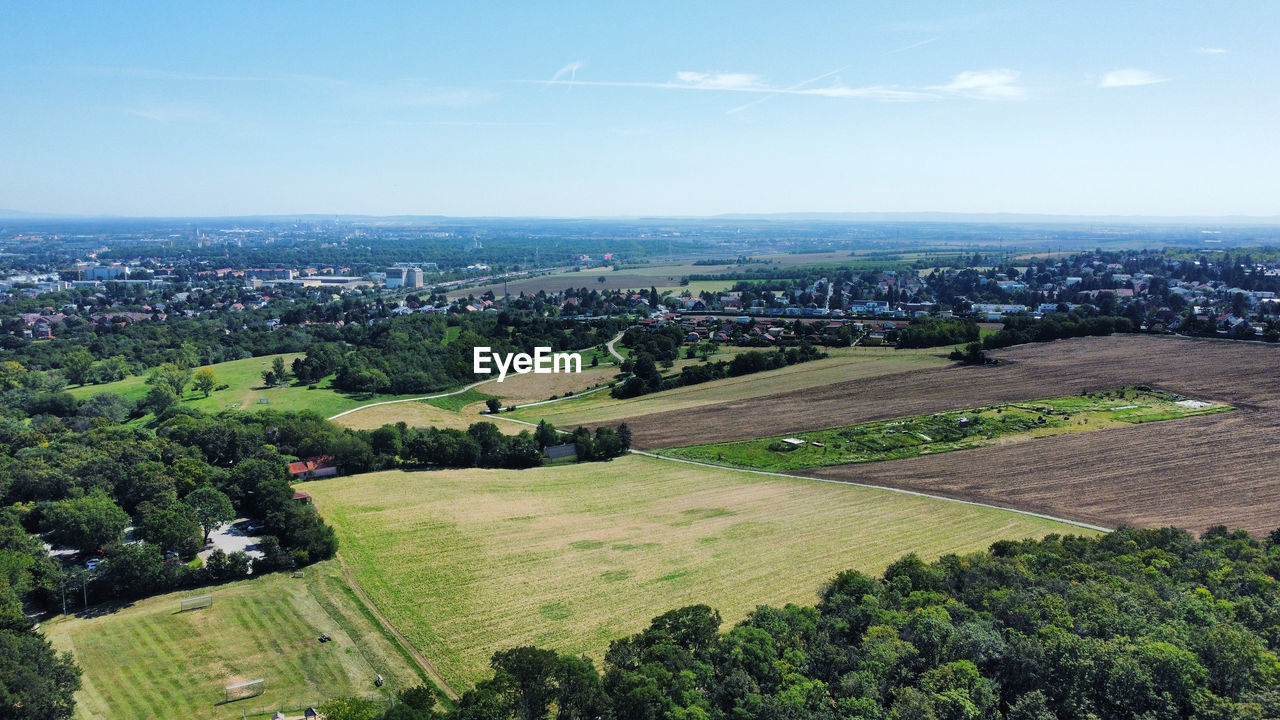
[299, 454, 1094, 690]
[663, 388, 1232, 471]
[66, 353, 442, 419]
[508, 346, 950, 427]
[422, 387, 497, 412]
[43, 561, 429, 720]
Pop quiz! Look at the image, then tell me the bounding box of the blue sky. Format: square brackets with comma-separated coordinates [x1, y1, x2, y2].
[0, 2, 1275, 217]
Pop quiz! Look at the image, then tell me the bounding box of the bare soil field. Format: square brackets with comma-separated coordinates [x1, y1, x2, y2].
[622, 335, 1280, 534]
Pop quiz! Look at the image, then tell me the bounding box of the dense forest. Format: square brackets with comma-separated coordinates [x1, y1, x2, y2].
[325, 525, 1280, 720]
[308, 313, 623, 395]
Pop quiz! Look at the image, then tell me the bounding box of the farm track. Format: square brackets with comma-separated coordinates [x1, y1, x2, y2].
[619, 335, 1280, 534]
[337, 557, 460, 701]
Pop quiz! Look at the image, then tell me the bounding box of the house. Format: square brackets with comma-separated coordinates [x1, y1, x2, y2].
[287, 456, 338, 479]
[292, 491, 312, 504]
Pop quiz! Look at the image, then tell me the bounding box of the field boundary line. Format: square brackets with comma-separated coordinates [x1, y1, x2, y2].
[334, 554, 460, 700]
[327, 379, 496, 421]
[630, 451, 1113, 533]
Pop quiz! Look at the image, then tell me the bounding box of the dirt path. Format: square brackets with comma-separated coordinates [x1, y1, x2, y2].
[337, 556, 460, 700]
[327, 378, 496, 421]
[605, 331, 626, 362]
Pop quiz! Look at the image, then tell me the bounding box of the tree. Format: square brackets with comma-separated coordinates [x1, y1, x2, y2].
[185, 486, 235, 543]
[486, 398, 502, 414]
[146, 362, 191, 397]
[142, 384, 178, 415]
[192, 366, 216, 398]
[534, 420, 559, 450]
[62, 349, 94, 387]
[39, 492, 129, 553]
[0, 626, 82, 720]
[76, 393, 134, 423]
[99, 542, 165, 598]
[491, 646, 559, 720]
[135, 504, 202, 559]
[271, 356, 288, 386]
[316, 695, 383, 720]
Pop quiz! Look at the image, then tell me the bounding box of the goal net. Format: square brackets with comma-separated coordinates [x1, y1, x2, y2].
[224, 678, 265, 703]
[179, 594, 213, 612]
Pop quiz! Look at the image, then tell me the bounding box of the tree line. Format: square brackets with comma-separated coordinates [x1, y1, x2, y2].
[613, 345, 826, 400]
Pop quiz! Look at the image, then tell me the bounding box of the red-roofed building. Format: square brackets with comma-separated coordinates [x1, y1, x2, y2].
[288, 456, 338, 479]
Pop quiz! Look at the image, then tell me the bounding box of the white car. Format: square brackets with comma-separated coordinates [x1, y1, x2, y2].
[85, 558, 102, 571]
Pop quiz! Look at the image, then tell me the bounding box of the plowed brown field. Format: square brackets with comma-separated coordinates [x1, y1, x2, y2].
[623, 335, 1280, 534]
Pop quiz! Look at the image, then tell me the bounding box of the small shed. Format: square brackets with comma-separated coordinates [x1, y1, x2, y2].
[544, 443, 578, 460]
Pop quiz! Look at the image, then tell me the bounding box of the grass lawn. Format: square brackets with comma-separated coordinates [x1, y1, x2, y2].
[509, 346, 950, 427]
[66, 353, 448, 419]
[663, 388, 1232, 471]
[299, 454, 1093, 690]
[42, 561, 429, 720]
[332, 399, 525, 435]
[422, 388, 498, 412]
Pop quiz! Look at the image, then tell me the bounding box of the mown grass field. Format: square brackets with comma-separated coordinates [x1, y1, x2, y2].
[299, 454, 1093, 690]
[332, 399, 524, 434]
[65, 353, 429, 418]
[663, 388, 1232, 471]
[509, 346, 950, 427]
[43, 561, 427, 720]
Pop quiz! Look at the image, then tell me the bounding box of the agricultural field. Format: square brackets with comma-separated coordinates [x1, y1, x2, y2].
[42, 561, 429, 720]
[612, 334, 1280, 535]
[510, 346, 950, 427]
[299, 454, 1092, 690]
[664, 388, 1230, 471]
[615, 335, 1279, 449]
[65, 353, 429, 419]
[446, 261, 739, 299]
[446, 252, 887, 300]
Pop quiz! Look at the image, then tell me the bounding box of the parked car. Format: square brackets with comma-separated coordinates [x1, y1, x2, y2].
[85, 558, 101, 571]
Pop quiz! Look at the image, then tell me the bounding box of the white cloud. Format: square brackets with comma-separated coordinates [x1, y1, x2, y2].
[674, 71, 766, 90]
[537, 69, 938, 104]
[1099, 68, 1170, 88]
[1195, 47, 1228, 55]
[930, 69, 1025, 99]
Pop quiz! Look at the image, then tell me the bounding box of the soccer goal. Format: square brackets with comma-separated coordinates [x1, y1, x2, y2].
[179, 594, 213, 612]
[224, 678, 265, 703]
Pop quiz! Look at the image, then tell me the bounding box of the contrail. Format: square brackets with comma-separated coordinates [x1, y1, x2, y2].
[883, 37, 937, 55]
[728, 64, 849, 114]
[547, 60, 585, 88]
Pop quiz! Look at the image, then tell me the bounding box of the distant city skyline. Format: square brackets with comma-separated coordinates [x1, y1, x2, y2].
[1, 2, 1275, 218]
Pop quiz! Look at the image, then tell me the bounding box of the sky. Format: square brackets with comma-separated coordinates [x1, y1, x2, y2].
[0, 2, 1276, 218]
